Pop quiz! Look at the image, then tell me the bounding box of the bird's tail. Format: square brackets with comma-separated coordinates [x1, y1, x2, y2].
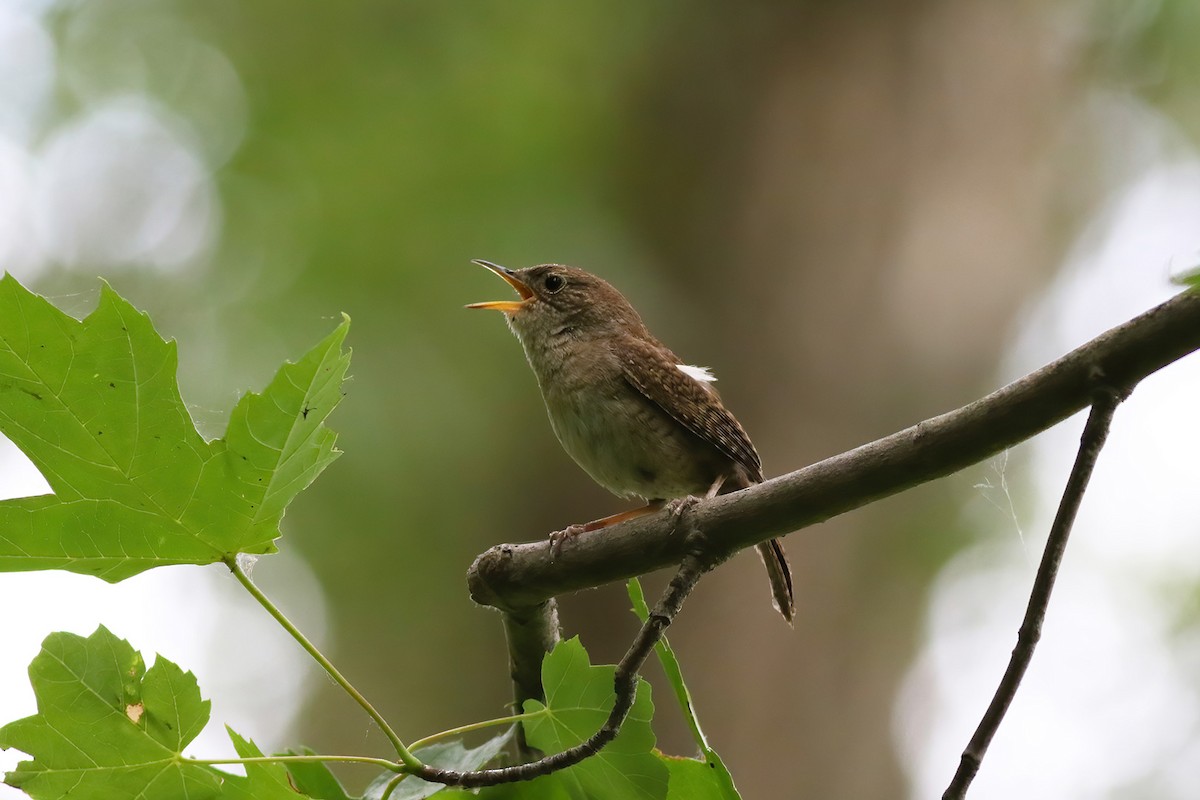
[755, 538, 795, 625]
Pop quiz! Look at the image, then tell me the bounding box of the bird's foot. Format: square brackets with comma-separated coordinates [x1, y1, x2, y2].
[549, 523, 587, 558]
[663, 496, 701, 536]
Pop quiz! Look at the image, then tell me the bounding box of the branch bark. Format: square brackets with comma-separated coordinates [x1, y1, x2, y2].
[500, 598, 560, 755]
[468, 290, 1200, 612]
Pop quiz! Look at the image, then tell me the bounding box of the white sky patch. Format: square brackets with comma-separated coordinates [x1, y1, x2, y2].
[676, 364, 717, 383]
[33, 97, 218, 271]
[0, 5, 55, 146]
[0, 0, 244, 282]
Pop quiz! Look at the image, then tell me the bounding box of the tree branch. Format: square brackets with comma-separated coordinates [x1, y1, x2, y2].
[942, 387, 1121, 800]
[499, 598, 561, 754]
[468, 290, 1200, 611]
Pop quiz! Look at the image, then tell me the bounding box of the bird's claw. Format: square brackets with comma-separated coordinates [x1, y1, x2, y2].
[549, 523, 587, 557]
[664, 496, 701, 535]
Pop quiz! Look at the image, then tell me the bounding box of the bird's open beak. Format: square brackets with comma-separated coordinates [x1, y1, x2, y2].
[465, 260, 533, 312]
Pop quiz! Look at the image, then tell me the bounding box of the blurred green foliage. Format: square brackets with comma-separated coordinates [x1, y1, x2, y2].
[1091, 0, 1200, 137]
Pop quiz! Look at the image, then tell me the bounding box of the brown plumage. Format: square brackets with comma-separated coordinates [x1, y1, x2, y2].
[468, 261, 795, 623]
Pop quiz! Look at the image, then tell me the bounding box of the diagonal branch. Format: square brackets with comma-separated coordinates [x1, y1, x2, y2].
[468, 290, 1200, 612]
[941, 387, 1122, 800]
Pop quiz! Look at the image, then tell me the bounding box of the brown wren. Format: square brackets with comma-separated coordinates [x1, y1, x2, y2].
[467, 260, 795, 623]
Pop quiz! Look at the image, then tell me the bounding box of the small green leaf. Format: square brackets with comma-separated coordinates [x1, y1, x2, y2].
[363, 727, 515, 800]
[663, 755, 739, 800]
[628, 579, 740, 799]
[221, 728, 311, 800]
[0, 626, 221, 800]
[1170, 265, 1200, 290]
[0, 275, 350, 581]
[522, 637, 668, 800]
[284, 747, 360, 800]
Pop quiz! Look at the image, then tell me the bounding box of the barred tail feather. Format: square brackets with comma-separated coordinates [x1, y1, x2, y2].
[756, 538, 795, 625]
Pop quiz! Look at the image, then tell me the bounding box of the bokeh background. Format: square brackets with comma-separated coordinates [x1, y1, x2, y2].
[2, 2, 1200, 798]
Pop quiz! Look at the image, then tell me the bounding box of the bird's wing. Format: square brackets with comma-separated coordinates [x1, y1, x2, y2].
[620, 336, 763, 483]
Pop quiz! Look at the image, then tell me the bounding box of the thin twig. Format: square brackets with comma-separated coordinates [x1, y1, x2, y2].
[413, 529, 714, 788]
[941, 387, 1122, 800]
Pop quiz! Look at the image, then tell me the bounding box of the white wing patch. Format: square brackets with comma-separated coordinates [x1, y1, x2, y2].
[676, 364, 717, 383]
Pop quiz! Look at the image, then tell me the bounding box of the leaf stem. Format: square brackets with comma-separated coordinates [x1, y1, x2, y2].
[224, 556, 420, 769]
[189, 754, 401, 771]
[627, 578, 708, 750]
[379, 773, 407, 800]
[407, 712, 537, 751]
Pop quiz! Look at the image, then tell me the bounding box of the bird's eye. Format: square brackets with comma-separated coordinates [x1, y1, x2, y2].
[544, 274, 566, 293]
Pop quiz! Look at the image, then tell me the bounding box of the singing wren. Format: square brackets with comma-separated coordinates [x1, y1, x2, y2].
[468, 260, 794, 622]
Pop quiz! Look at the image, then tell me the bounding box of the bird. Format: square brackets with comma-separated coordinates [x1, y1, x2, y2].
[467, 260, 794, 623]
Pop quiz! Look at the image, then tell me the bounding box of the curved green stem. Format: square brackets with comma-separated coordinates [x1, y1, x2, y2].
[407, 711, 538, 751]
[189, 754, 402, 771]
[380, 773, 407, 800]
[225, 555, 421, 769]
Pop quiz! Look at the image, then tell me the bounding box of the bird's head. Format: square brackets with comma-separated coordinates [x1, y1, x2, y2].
[466, 260, 643, 342]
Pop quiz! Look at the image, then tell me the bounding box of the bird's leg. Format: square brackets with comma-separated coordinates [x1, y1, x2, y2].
[704, 474, 728, 500]
[549, 500, 666, 556]
[550, 473, 730, 555]
[663, 474, 727, 535]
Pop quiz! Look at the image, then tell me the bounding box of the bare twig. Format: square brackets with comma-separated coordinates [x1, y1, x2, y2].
[942, 387, 1122, 799]
[415, 530, 714, 787]
[468, 291, 1200, 611]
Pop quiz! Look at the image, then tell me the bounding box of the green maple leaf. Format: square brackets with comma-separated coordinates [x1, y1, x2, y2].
[0, 627, 317, 800]
[0, 626, 222, 799]
[522, 637, 668, 800]
[0, 274, 349, 581]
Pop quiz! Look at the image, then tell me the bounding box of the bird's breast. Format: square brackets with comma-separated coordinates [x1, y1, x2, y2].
[536, 356, 726, 501]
